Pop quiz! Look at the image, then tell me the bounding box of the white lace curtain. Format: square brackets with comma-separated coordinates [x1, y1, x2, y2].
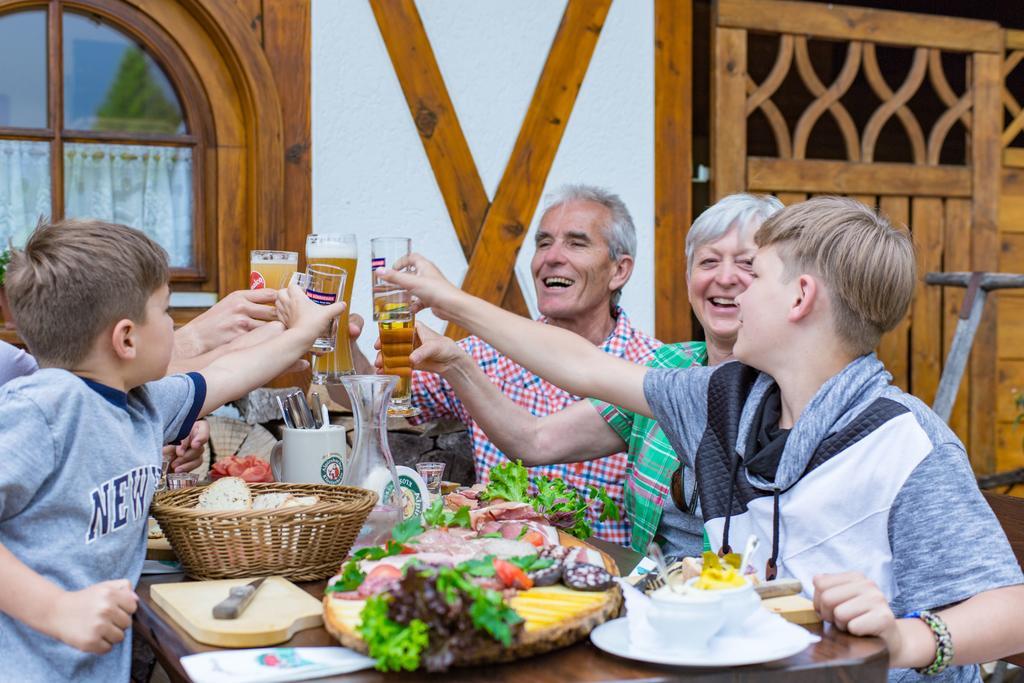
[64, 143, 193, 267]
[0, 140, 51, 248]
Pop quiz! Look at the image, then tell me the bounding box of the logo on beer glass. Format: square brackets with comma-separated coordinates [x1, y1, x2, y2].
[320, 455, 344, 485]
[371, 257, 386, 271]
[250, 271, 266, 289]
[306, 288, 337, 306]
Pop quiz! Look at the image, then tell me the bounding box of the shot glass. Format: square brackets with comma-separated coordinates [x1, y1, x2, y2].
[166, 472, 202, 490]
[415, 462, 446, 499]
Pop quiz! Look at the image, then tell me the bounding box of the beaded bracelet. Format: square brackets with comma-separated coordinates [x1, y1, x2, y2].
[907, 610, 953, 676]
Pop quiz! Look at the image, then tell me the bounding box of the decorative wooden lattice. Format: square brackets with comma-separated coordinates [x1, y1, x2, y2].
[713, 0, 1004, 472]
[745, 36, 974, 166]
[1003, 30, 1024, 166]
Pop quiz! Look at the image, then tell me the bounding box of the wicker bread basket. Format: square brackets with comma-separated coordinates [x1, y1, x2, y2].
[151, 483, 377, 581]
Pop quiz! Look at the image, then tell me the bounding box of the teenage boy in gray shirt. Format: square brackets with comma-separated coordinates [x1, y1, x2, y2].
[377, 196, 1024, 681]
[0, 220, 342, 682]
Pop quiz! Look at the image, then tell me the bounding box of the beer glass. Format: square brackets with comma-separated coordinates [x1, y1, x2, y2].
[306, 234, 358, 381]
[292, 264, 347, 353]
[371, 237, 419, 418]
[250, 250, 298, 291]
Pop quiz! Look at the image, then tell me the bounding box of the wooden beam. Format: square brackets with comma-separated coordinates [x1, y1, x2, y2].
[711, 27, 747, 201]
[943, 198, 971, 442]
[877, 196, 910, 391]
[1004, 148, 1024, 168]
[1007, 29, 1024, 51]
[747, 158, 972, 198]
[654, 0, 693, 343]
[969, 52, 1002, 474]
[262, 0, 313, 390]
[715, 0, 1002, 54]
[370, 0, 529, 319]
[262, 0, 311, 259]
[909, 197, 943, 406]
[447, 0, 613, 340]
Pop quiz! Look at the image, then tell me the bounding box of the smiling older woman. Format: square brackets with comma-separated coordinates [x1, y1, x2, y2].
[405, 194, 783, 555]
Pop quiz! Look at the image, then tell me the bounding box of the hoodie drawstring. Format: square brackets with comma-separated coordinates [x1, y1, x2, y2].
[766, 487, 780, 580]
[721, 461, 782, 582]
[719, 451, 742, 556]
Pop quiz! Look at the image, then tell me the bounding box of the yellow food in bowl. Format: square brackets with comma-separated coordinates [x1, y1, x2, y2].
[693, 565, 747, 590]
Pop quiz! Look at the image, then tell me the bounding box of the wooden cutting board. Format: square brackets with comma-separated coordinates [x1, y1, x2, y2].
[761, 594, 821, 625]
[151, 576, 323, 647]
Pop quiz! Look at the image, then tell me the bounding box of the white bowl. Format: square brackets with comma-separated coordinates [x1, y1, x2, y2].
[684, 576, 760, 633]
[645, 585, 726, 652]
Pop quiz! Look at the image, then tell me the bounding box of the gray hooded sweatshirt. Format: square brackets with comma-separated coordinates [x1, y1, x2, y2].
[645, 354, 1022, 682]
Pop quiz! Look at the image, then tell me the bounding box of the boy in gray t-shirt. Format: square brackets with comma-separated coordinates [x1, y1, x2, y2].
[0, 220, 343, 682]
[378, 197, 1024, 681]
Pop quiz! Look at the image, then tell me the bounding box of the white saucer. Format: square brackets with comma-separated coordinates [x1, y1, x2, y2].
[590, 610, 818, 667]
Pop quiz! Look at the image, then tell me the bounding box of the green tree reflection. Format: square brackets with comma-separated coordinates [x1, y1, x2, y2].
[95, 47, 182, 134]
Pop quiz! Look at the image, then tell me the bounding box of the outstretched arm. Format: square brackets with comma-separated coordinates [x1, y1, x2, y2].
[378, 255, 652, 417]
[401, 324, 626, 465]
[198, 284, 344, 416]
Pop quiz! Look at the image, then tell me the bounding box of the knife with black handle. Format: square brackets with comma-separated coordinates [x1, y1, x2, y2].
[212, 578, 265, 620]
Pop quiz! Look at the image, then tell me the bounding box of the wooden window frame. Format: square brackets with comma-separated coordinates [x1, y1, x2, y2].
[0, 0, 217, 289]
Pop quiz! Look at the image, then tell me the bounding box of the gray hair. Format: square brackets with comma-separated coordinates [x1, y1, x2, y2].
[686, 194, 784, 273]
[538, 184, 637, 308]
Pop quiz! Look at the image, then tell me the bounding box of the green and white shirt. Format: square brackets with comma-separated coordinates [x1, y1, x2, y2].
[591, 342, 708, 554]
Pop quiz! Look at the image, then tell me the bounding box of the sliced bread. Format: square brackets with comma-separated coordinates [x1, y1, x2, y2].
[197, 476, 252, 511]
[281, 494, 319, 508]
[251, 492, 294, 510]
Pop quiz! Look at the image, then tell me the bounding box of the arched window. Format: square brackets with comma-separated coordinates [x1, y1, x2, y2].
[0, 1, 213, 284]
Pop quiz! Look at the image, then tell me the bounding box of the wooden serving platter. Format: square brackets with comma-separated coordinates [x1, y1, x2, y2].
[323, 534, 622, 666]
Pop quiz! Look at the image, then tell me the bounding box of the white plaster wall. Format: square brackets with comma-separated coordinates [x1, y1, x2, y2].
[312, 0, 655, 358]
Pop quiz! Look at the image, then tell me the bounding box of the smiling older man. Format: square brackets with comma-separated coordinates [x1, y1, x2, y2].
[405, 185, 661, 543]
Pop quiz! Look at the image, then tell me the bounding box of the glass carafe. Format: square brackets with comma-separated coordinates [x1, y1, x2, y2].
[334, 374, 405, 548]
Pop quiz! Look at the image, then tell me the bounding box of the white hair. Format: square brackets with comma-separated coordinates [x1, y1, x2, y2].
[686, 194, 784, 273]
[538, 184, 636, 308]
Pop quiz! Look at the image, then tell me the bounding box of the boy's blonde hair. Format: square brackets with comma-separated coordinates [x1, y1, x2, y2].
[755, 196, 916, 355]
[6, 219, 169, 367]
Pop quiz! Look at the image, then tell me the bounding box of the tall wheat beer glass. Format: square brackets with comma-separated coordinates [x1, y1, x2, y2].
[371, 237, 419, 418]
[250, 250, 298, 291]
[306, 234, 358, 382]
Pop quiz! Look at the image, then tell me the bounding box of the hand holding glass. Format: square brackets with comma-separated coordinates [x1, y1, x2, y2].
[372, 237, 419, 418]
[291, 264, 347, 352]
[306, 234, 359, 380]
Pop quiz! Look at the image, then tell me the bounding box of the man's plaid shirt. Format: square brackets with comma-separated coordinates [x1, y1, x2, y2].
[409, 308, 660, 545]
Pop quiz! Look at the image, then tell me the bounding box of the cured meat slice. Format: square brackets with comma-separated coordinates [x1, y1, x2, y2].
[468, 501, 548, 529]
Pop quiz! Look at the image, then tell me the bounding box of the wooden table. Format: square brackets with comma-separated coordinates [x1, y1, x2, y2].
[134, 542, 888, 682]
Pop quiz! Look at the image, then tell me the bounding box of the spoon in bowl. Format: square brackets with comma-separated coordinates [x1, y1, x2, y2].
[647, 542, 684, 594]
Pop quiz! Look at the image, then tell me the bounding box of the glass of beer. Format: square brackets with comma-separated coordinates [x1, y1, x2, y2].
[306, 234, 358, 382]
[371, 237, 419, 418]
[250, 250, 298, 291]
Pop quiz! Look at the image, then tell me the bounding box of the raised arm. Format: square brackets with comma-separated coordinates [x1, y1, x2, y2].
[407, 324, 626, 465]
[172, 288, 278, 359]
[197, 284, 344, 415]
[378, 255, 652, 417]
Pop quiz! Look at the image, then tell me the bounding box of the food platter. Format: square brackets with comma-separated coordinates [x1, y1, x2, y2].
[321, 462, 625, 671]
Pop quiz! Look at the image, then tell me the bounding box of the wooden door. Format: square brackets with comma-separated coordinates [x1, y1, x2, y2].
[711, 0, 1003, 471]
